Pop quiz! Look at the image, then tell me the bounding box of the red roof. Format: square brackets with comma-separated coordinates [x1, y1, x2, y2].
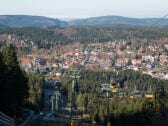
[117, 50, 124, 56]
[64, 52, 73, 57]
[21, 59, 31, 65]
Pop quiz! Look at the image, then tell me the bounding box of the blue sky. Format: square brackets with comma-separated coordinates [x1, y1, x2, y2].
[0, 0, 168, 19]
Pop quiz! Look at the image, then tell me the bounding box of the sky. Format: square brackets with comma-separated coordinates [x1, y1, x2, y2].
[0, 0, 168, 19]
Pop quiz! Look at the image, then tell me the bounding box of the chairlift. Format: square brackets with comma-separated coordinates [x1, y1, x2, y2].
[145, 94, 153, 98]
[101, 84, 111, 92]
[145, 86, 153, 99]
[129, 86, 141, 99]
[110, 83, 118, 93]
[129, 94, 135, 99]
[56, 69, 61, 76]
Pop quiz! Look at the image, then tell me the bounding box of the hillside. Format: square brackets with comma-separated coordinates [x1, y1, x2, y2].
[68, 16, 168, 26]
[0, 15, 168, 28]
[0, 15, 67, 28]
[0, 25, 168, 49]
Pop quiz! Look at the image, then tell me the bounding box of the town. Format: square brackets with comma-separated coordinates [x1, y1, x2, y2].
[17, 40, 168, 80]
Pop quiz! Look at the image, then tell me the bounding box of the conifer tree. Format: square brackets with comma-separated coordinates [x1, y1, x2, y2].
[0, 44, 28, 116]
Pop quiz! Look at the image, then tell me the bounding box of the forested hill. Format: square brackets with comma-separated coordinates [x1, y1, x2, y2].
[0, 15, 168, 28]
[68, 16, 168, 26]
[0, 25, 168, 49]
[0, 15, 68, 28]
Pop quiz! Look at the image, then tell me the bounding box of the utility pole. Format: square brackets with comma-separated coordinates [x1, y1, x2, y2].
[50, 96, 55, 113]
[106, 91, 111, 126]
[50, 91, 61, 113]
[101, 84, 111, 126]
[69, 69, 80, 126]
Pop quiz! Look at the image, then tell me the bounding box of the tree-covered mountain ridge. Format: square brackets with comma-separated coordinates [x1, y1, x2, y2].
[0, 15, 168, 28]
[69, 15, 168, 26]
[0, 15, 68, 28]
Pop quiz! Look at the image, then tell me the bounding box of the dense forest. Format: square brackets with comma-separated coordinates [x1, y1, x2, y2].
[60, 69, 168, 126]
[71, 25, 168, 42]
[0, 44, 44, 117]
[0, 27, 71, 48]
[61, 69, 167, 96]
[0, 25, 168, 49]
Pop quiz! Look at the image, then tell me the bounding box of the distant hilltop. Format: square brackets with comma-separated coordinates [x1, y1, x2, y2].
[0, 15, 68, 28]
[68, 15, 168, 26]
[0, 15, 168, 28]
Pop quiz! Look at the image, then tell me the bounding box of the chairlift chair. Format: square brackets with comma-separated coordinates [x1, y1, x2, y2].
[145, 86, 153, 99]
[129, 86, 141, 99]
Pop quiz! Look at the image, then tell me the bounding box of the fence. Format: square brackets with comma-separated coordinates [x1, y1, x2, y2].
[0, 111, 15, 126]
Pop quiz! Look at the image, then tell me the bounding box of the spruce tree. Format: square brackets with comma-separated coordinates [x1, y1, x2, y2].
[0, 52, 7, 112]
[0, 44, 28, 116]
